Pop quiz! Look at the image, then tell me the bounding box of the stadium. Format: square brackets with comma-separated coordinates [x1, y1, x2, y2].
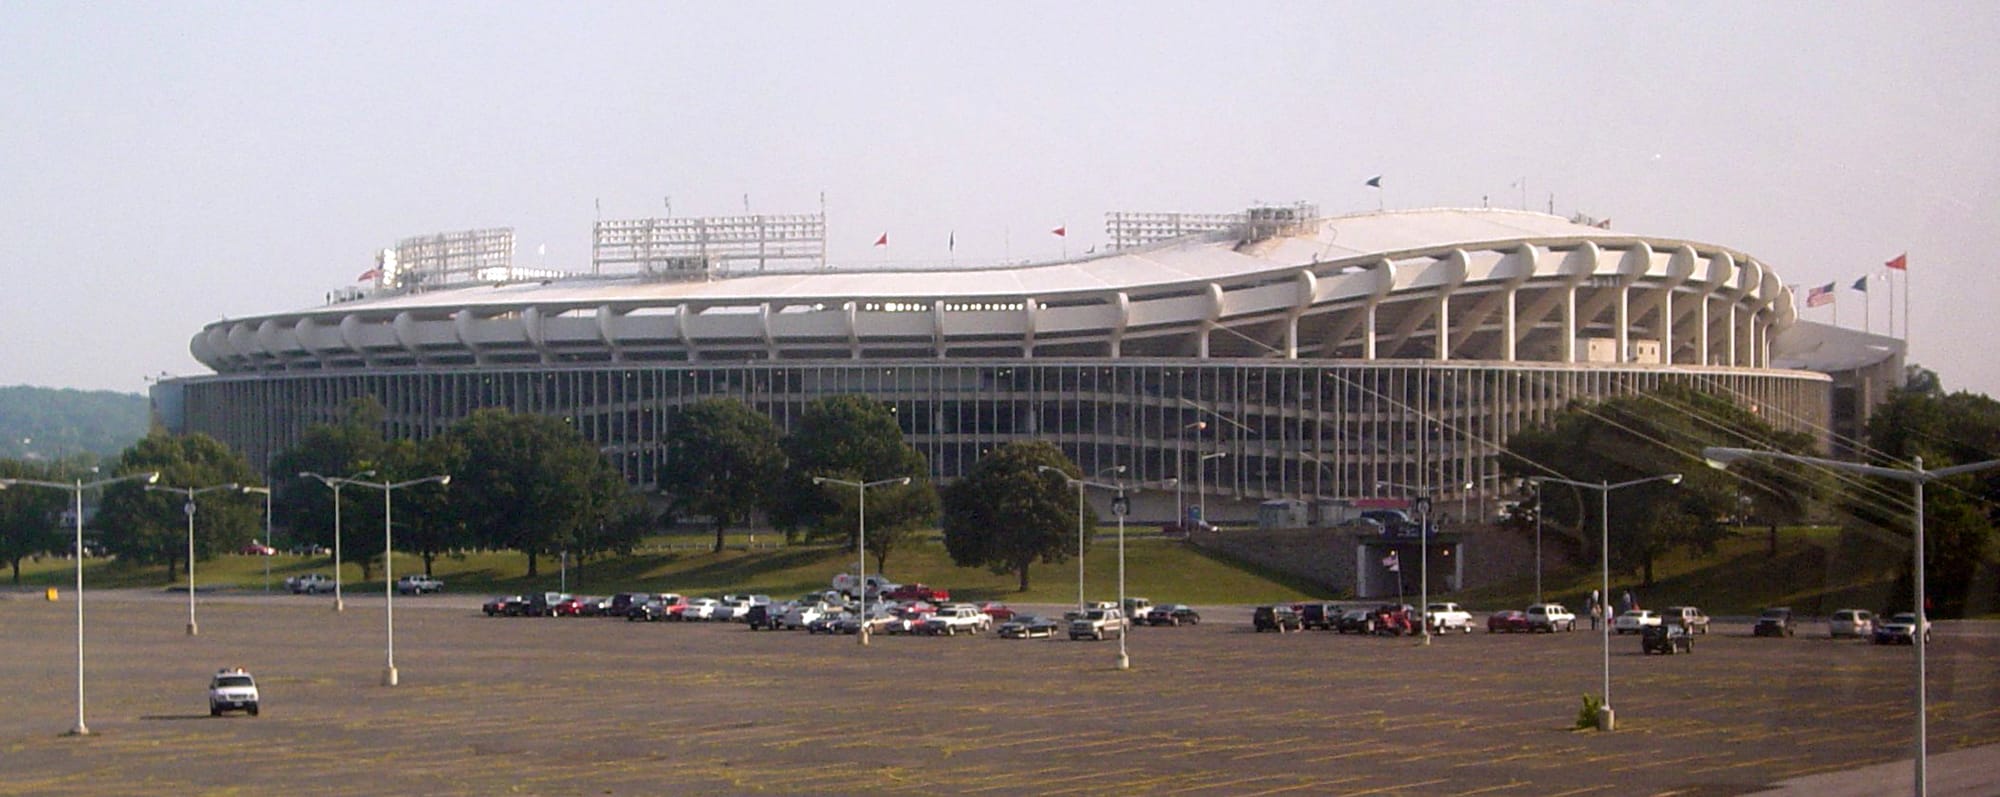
[157, 203, 1902, 540]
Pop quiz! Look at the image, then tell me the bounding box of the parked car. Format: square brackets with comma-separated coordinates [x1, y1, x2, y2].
[1297, 602, 1341, 630]
[1829, 608, 1875, 639]
[976, 602, 1017, 622]
[745, 604, 786, 630]
[1873, 613, 1932, 645]
[1487, 609, 1532, 633]
[1368, 604, 1416, 636]
[1525, 603, 1577, 633]
[551, 595, 594, 617]
[1333, 607, 1377, 634]
[1252, 605, 1304, 633]
[395, 574, 444, 595]
[780, 601, 840, 630]
[1121, 597, 1154, 622]
[1424, 602, 1474, 634]
[1641, 623, 1693, 655]
[1613, 609, 1662, 635]
[1753, 606, 1796, 637]
[285, 573, 336, 595]
[628, 593, 688, 622]
[683, 598, 723, 621]
[997, 615, 1060, 639]
[1145, 604, 1201, 626]
[238, 543, 276, 556]
[883, 583, 950, 603]
[606, 592, 650, 618]
[207, 668, 260, 717]
[483, 595, 521, 617]
[1069, 608, 1130, 640]
[1656, 606, 1710, 635]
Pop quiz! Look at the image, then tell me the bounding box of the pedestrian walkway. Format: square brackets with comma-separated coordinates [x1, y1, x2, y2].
[1753, 743, 2000, 796]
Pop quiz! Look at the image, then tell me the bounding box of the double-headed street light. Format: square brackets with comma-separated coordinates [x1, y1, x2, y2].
[335, 474, 451, 686]
[241, 486, 273, 592]
[1530, 472, 1681, 731]
[811, 475, 909, 647]
[1705, 447, 2000, 796]
[145, 481, 242, 636]
[1197, 452, 1228, 528]
[0, 469, 160, 736]
[1038, 464, 1123, 611]
[300, 470, 375, 612]
[1040, 468, 1173, 670]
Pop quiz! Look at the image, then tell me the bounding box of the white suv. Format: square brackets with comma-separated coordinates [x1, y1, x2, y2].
[1525, 603, 1576, 632]
[1424, 602, 1474, 634]
[208, 668, 260, 716]
[1829, 608, 1875, 639]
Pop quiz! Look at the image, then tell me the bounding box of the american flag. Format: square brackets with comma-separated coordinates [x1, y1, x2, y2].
[1806, 282, 1835, 308]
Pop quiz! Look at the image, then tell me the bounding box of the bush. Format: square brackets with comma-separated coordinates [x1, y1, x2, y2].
[1575, 694, 1604, 730]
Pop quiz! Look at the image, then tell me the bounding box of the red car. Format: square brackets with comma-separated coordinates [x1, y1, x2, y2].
[884, 583, 950, 603]
[1370, 604, 1416, 636]
[552, 596, 593, 617]
[239, 543, 276, 556]
[977, 602, 1017, 622]
[1487, 609, 1532, 633]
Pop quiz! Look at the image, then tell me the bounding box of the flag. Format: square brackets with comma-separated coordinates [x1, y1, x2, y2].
[1051, 225, 1066, 238]
[1594, 219, 1612, 229]
[948, 231, 955, 252]
[1806, 282, 1834, 308]
[1851, 276, 1869, 292]
[874, 233, 888, 247]
[1365, 175, 1382, 188]
[1381, 552, 1400, 572]
[356, 268, 381, 283]
[1886, 253, 1907, 271]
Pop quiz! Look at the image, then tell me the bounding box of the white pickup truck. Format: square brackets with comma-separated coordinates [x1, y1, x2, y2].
[1068, 607, 1129, 640]
[831, 573, 899, 599]
[921, 604, 992, 636]
[1424, 602, 1474, 634]
[285, 573, 335, 594]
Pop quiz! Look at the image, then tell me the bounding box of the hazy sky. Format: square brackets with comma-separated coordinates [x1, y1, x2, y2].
[3, 3, 1996, 397]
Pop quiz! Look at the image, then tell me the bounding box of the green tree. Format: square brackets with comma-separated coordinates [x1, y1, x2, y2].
[0, 459, 68, 584]
[941, 441, 1092, 592]
[658, 398, 786, 553]
[783, 395, 940, 571]
[95, 433, 261, 580]
[374, 437, 464, 578]
[1860, 383, 2000, 617]
[270, 398, 390, 575]
[440, 409, 628, 576]
[1502, 385, 1821, 585]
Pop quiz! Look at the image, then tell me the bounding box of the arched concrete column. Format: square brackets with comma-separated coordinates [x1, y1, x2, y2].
[1286, 270, 1316, 359]
[337, 314, 375, 367]
[1110, 292, 1130, 357]
[1021, 297, 1039, 358]
[392, 312, 427, 365]
[1198, 282, 1224, 358]
[522, 306, 552, 364]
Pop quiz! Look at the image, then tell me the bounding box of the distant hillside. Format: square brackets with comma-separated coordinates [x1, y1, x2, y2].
[0, 386, 151, 461]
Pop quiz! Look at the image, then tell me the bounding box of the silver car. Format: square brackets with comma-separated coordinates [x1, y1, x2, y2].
[1829, 608, 1875, 639]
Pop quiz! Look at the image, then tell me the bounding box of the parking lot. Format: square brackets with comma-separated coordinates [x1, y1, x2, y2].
[4, 590, 1998, 796]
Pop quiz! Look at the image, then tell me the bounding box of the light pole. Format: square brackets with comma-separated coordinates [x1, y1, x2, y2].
[0, 470, 160, 736]
[1039, 464, 1123, 611]
[1520, 480, 1545, 605]
[1379, 479, 1471, 645]
[811, 475, 909, 647]
[1176, 422, 1205, 528]
[1041, 469, 1173, 670]
[338, 474, 451, 686]
[1704, 447, 2000, 796]
[241, 486, 272, 592]
[1532, 472, 1682, 731]
[1197, 452, 1228, 529]
[145, 482, 241, 636]
[300, 470, 375, 611]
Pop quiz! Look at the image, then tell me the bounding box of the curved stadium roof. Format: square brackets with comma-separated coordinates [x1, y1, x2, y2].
[192, 208, 1799, 373]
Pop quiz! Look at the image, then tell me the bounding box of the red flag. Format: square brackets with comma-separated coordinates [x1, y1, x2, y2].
[1885, 253, 1907, 271]
[874, 233, 888, 247]
[1051, 225, 1066, 238]
[356, 268, 381, 283]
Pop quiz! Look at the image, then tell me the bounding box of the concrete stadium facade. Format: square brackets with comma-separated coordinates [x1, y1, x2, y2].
[160, 207, 1846, 526]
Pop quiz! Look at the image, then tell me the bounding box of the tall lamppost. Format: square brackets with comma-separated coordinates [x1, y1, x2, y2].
[1378, 479, 1470, 645]
[338, 474, 451, 686]
[0, 470, 159, 736]
[1704, 447, 2000, 796]
[300, 470, 375, 612]
[1176, 423, 1205, 528]
[145, 481, 241, 636]
[1519, 480, 1545, 605]
[241, 486, 272, 592]
[1197, 452, 1228, 528]
[811, 475, 909, 647]
[1531, 472, 1681, 731]
[1040, 469, 1173, 670]
[1039, 464, 1123, 611]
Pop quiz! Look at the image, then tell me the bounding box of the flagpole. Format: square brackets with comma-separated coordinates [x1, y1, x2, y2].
[1903, 265, 1911, 344]
[1864, 277, 1872, 334]
[1887, 271, 1896, 340]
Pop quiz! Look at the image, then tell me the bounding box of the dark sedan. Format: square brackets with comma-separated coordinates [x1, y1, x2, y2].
[1145, 604, 1202, 626]
[997, 615, 1060, 639]
[1253, 605, 1304, 632]
[1487, 610, 1533, 633]
[482, 595, 521, 617]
